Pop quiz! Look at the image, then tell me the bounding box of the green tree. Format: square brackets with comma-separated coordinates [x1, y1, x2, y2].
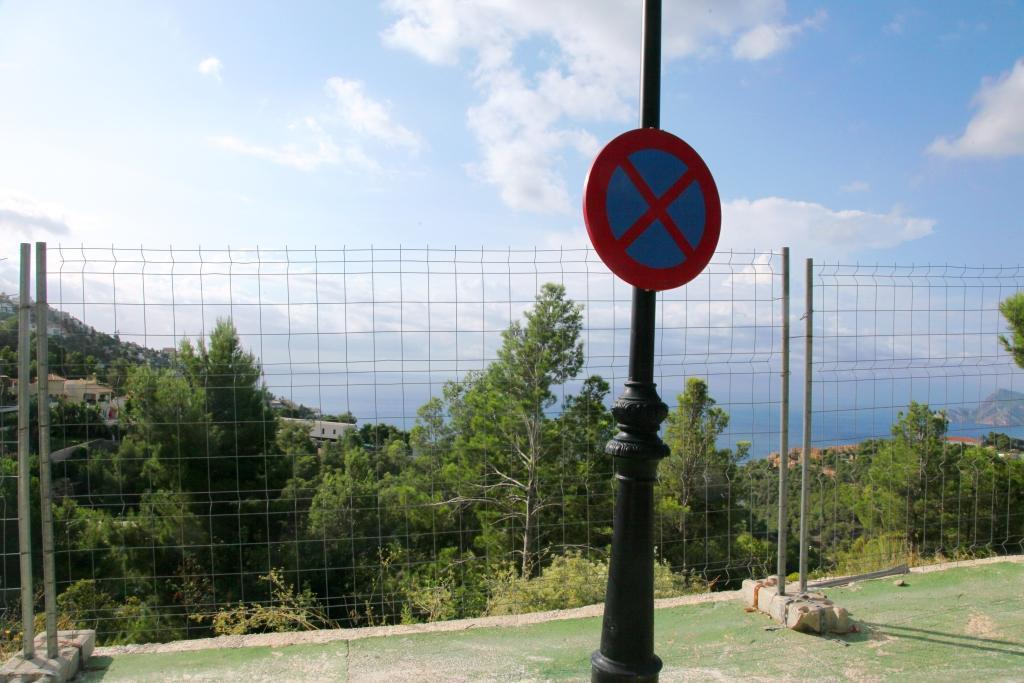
[116, 365, 209, 494]
[658, 378, 745, 576]
[0, 345, 18, 379]
[547, 375, 615, 551]
[983, 431, 1024, 452]
[409, 396, 453, 459]
[999, 291, 1024, 368]
[357, 422, 408, 457]
[858, 402, 949, 553]
[178, 319, 277, 463]
[102, 357, 133, 393]
[176, 321, 286, 546]
[661, 378, 731, 515]
[440, 283, 584, 576]
[275, 417, 319, 481]
[171, 320, 285, 605]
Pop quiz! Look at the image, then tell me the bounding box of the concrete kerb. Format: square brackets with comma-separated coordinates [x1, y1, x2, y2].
[90, 554, 1024, 657]
[95, 590, 741, 657]
[909, 553, 1024, 574]
[0, 630, 94, 683]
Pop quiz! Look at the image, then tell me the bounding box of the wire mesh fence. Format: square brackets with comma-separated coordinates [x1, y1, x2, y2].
[0, 246, 783, 643]
[0, 318, 18, 633]
[5, 247, 1023, 647]
[805, 262, 1024, 578]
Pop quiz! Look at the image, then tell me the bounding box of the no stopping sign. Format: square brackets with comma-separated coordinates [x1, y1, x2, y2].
[583, 128, 721, 291]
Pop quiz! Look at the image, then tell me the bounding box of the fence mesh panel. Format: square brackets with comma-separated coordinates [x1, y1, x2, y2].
[0, 317, 18, 636]
[808, 263, 1024, 577]
[7, 246, 782, 641]
[8, 248, 1022, 645]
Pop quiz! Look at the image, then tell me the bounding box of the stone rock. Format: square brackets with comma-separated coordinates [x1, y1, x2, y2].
[767, 594, 791, 623]
[740, 576, 857, 635]
[828, 606, 852, 634]
[0, 630, 95, 683]
[786, 601, 822, 633]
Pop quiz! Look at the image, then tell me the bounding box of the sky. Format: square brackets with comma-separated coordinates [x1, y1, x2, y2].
[1, 1, 1024, 450]
[0, 0, 1022, 275]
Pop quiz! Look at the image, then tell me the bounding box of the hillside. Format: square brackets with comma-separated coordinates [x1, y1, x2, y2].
[0, 291, 173, 380]
[0, 295, 315, 414]
[948, 389, 1024, 427]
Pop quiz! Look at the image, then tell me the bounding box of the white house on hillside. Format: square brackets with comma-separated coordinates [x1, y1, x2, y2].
[280, 417, 356, 442]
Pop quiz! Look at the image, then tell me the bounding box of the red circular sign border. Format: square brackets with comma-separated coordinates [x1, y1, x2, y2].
[583, 128, 721, 291]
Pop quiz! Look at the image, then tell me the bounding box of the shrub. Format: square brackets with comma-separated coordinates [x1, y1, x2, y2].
[203, 569, 338, 635]
[833, 533, 912, 575]
[484, 551, 701, 616]
[57, 579, 180, 644]
[57, 579, 117, 633]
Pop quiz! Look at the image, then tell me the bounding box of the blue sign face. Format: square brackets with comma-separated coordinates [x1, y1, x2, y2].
[584, 128, 721, 291]
[605, 148, 707, 270]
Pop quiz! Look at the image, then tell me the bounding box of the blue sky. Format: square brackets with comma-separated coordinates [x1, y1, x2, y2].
[1, 0, 1022, 279]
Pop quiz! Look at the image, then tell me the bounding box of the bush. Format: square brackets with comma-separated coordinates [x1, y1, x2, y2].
[203, 569, 338, 635]
[401, 581, 456, 624]
[833, 533, 912, 576]
[57, 579, 117, 633]
[58, 579, 180, 644]
[484, 551, 701, 616]
[1, 605, 25, 661]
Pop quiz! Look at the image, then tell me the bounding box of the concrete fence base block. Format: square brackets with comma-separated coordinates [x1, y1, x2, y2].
[0, 630, 95, 683]
[786, 600, 822, 632]
[741, 578, 855, 635]
[766, 592, 791, 623]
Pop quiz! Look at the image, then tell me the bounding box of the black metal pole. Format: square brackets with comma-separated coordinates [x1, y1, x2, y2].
[591, 2, 666, 680]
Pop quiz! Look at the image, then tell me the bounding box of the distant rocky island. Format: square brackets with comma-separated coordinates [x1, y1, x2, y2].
[949, 389, 1024, 427]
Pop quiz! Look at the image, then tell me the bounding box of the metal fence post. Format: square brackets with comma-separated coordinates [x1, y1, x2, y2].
[776, 247, 790, 595]
[17, 243, 35, 659]
[36, 242, 58, 658]
[798, 258, 813, 593]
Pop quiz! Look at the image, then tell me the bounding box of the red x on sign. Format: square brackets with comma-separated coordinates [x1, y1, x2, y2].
[615, 162, 698, 259]
[583, 128, 721, 291]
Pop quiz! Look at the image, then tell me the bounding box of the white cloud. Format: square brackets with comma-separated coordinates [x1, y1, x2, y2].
[545, 195, 932, 260]
[731, 10, 826, 61]
[0, 261, 18, 297]
[213, 77, 419, 172]
[380, 0, 466, 66]
[209, 135, 334, 172]
[0, 190, 73, 239]
[720, 197, 934, 256]
[928, 58, 1024, 158]
[841, 180, 870, 193]
[324, 78, 421, 150]
[465, 68, 600, 212]
[198, 56, 223, 81]
[883, 13, 910, 36]
[382, 0, 816, 214]
[209, 117, 379, 173]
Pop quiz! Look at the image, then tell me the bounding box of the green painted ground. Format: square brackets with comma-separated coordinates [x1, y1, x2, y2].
[80, 561, 1024, 682]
